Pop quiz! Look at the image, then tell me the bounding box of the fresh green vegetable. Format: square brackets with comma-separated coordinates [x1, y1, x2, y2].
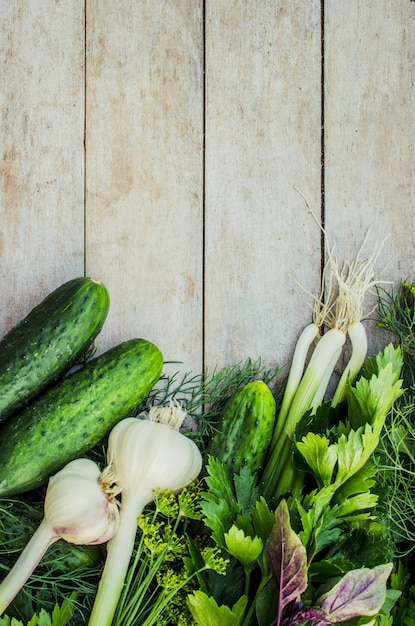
[264, 500, 393, 626]
[0, 458, 120, 615]
[0, 356, 279, 625]
[88, 405, 203, 626]
[290, 344, 404, 566]
[194, 440, 397, 626]
[145, 357, 282, 446]
[0, 338, 163, 497]
[0, 260, 412, 625]
[0, 277, 110, 423]
[206, 380, 276, 481]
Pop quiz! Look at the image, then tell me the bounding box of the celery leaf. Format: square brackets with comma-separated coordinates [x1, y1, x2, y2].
[348, 345, 403, 430]
[335, 492, 378, 520]
[224, 525, 263, 571]
[250, 496, 276, 544]
[296, 432, 338, 487]
[0, 595, 77, 626]
[364, 343, 403, 383]
[0, 617, 20, 626]
[333, 457, 377, 502]
[335, 423, 383, 488]
[187, 591, 248, 626]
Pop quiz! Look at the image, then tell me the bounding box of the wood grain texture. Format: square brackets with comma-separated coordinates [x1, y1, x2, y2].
[0, 1, 85, 335]
[85, 0, 204, 372]
[324, 0, 415, 356]
[204, 0, 323, 371]
[1, 1, 415, 378]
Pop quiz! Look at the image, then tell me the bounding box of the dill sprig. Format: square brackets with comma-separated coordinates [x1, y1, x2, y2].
[376, 401, 415, 556]
[375, 282, 415, 557]
[377, 281, 415, 391]
[139, 357, 283, 446]
[111, 484, 226, 626]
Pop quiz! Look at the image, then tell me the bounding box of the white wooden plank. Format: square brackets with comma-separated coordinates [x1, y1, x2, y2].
[85, 1, 204, 373]
[0, 1, 85, 335]
[324, 0, 415, 357]
[204, 0, 323, 372]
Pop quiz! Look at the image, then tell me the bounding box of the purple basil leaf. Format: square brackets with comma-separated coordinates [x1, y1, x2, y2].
[281, 606, 330, 626]
[317, 562, 393, 622]
[265, 499, 307, 626]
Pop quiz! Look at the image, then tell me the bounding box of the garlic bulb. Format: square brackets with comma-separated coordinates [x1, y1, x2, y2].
[0, 458, 120, 615]
[108, 412, 202, 499]
[45, 458, 120, 545]
[88, 405, 203, 626]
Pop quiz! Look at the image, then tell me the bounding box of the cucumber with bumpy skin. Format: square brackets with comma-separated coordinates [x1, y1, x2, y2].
[207, 380, 276, 480]
[0, 277, 110, 422]
[0, 338, 163, 497]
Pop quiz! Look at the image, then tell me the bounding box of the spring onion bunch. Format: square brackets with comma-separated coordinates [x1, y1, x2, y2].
[262, 238, 386, 503]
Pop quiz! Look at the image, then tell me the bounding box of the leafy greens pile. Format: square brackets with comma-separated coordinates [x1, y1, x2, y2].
[2, 275, 415, 625]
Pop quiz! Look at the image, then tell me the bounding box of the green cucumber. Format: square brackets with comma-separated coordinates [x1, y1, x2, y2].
[0, 276, 110, 422]
[207, 380, 276, 480]
[0, 338, 163, 497]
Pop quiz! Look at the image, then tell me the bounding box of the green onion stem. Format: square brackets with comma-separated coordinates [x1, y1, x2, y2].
[311, 345, 343, 412]
[88, 490, 151, 626]
[270, 323, 320, 451]
[281, 328, 345, 435]
[262, 328, 345, 502]
[331, 321, 368, 407]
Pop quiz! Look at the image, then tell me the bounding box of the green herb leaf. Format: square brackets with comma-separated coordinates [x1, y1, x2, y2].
[335, 492, 378, 520]
[296, 490, 343, 560]
[255, 579, 279, 626]
[200, 456, 240, 549]
[334, 423, 381, 486]
[333, 457, 377, 503]
[296, 432, 338, 487]
[348, 346, 403, 430]
[0, 595, 77, 626]
[186, 591, 248, 626]
[224, 525, 263, 572]
[250, 497, 276, 544]
[233, 465, 260, 516]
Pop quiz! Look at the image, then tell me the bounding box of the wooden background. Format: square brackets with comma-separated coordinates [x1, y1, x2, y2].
[1, 1, 414, 379]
